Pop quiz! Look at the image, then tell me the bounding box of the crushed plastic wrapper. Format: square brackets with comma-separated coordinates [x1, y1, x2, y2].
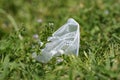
[34, 18, 80, 63]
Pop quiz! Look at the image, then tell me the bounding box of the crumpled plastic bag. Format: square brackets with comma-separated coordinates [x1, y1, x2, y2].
[34, 18, 80, 63]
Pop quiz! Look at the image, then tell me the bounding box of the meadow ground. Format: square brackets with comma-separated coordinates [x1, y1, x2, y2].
[0, 0, 120, 80]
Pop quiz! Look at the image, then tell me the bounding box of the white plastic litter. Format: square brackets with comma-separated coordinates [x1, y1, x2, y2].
[35, 18, 80, 63]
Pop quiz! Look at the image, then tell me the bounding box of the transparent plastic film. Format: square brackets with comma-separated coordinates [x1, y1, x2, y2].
[34, 18, 80, 63]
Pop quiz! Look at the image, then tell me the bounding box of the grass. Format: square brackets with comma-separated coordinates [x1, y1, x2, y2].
[0, 0, 120, 80]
